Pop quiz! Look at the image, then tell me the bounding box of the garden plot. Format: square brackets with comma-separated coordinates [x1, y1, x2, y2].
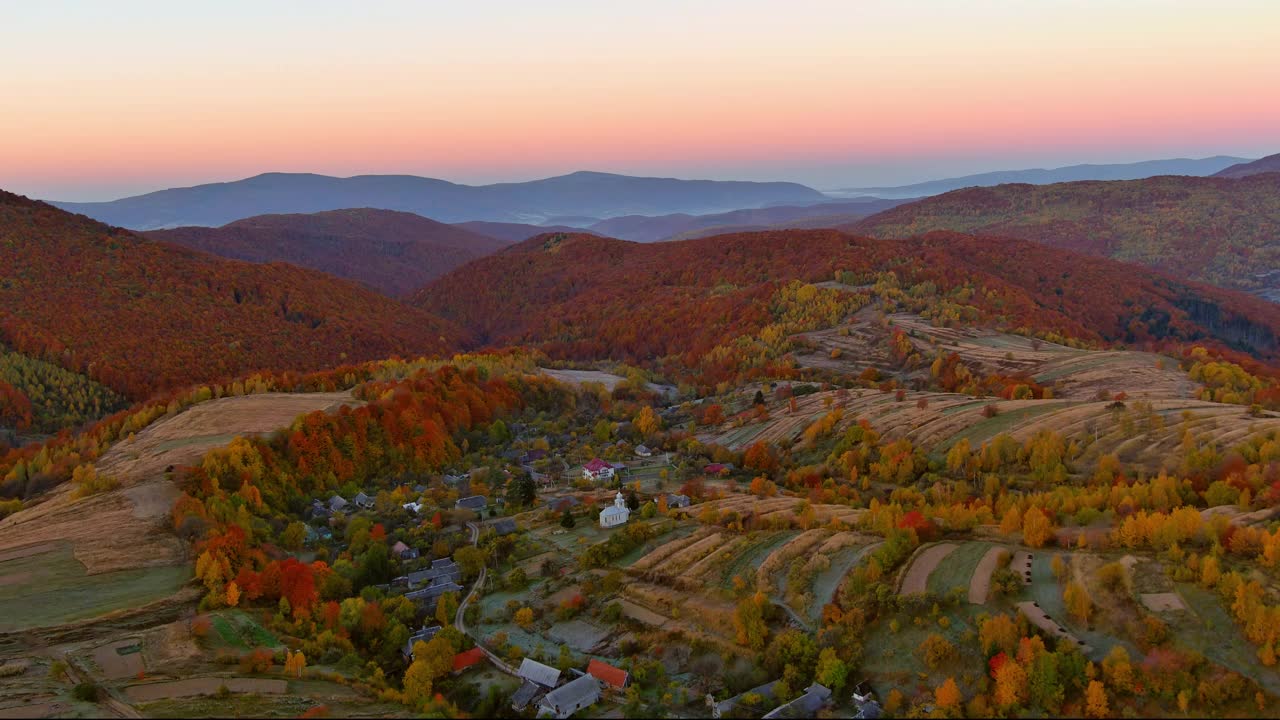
[629, 527, 718, 573]
[1023, 553, 1125, 661]
[1165, 582, 1280, 696]
[968, 546, 1006, 604]
[717, 531, 798, 589]
[756, 530, 831, 595]
[124, 677, 287, 703]
[1140, 593, 1187, 612]
[899, 543, 957, 596]
[90, 639, 145, 680]
[807, 541, 880, 622]
[920, 542, 1000, 599]
[547, 620, 610, 653]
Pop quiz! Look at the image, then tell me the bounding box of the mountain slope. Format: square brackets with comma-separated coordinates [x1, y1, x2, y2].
[413, 230, 1280, 379]
[850, 174, 1280, 296]
[0, 191, 460, 399]
[830, 156, 1249, 199]
[584, 197, 911, 242]
[50, 171, 826, 230]
[453, 221, 584, 244]
[147, 208, 509, 297]
[1213, 152, 1280, 179]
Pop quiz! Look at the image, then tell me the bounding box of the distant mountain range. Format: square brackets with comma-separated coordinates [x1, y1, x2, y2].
[50, 171, 826, 230]
[850, 173, 1280, 298]
[829, 156, 1250, 199]
[148, 209, 509, 297]
[1213, 153, 1280, 179]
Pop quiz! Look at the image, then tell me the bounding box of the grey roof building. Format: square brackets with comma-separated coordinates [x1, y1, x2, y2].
[538, 675, 600, 719]
[516, 658, 561, 689]
[353, 491, 374, 509]
[763, 683, 832, 719]
[401, 625, 442, 658]
[328, 495, 348, 513]
[511, 680, 543, 712]
[491, 518, 518, 536]
[455, 495, 487, 512]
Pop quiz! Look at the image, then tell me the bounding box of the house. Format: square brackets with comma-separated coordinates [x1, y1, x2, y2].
[401, 625, 442, 658]
[399, 558, 461, 588]
[491, 518, 518, 536]
[634, 444, 652, 458]
[404, 576, 464, 608]
[517, 658, 561, 689]
[762, 683, 832, 719]
[455, 495, 487, 513]
[666, 493, 691, 509]
[511, 680, 543, 712]
[538, 675, 601, 719]
[391, 541, 419, 560]
[852, 681, 875, 704]
[452, 647, 486, 674]
[353, 491, 374, 510]
[327, 495, 349, 513]
[599, 491, 631, 529]
[413, 484, 428, 494]
[549, 496, 581, 513]
[586, 659, 629, 691]
[403, 501, 423, 514]
[582, 458, 615, 482]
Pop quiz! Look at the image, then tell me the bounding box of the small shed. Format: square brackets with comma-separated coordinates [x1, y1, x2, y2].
[586, 659, 629, 691]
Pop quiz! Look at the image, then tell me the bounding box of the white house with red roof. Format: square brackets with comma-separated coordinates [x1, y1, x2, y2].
[582, 458, 615, 482]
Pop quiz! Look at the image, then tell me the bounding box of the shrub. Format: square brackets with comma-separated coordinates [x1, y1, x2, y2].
[72, 683, 101, 702]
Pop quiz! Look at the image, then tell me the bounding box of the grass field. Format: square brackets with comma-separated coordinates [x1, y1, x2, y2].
[207, 610, 281, 651]
[925, 542, 996, 598]
[1171, 583, 1280, 696]
[0, 541, 189, 632]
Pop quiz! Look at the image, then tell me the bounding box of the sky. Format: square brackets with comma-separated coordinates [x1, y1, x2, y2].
[2, 0, 1278, 201]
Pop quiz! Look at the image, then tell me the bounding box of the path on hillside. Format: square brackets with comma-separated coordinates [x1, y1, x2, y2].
[456, 521, 517, 676]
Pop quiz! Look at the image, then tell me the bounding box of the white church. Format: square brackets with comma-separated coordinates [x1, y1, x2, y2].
[598, 491, 631, 528]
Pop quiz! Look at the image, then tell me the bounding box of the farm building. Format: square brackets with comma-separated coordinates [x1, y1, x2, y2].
[665, 493, 691, 508]
[762, 683, 832, 719]
[401, 625, 442, 659]
[391, 541, 419, 560]
[599, 491, 631, 528]
[452, 647, 486, 674]
[517, 658, 562, 689]
[455, 495, 487, 512]
[538, 675, 601, 719]
[634, 444, 652, 457]
[586, 659, 629, 691]
[511, 680, 543, 712]
[582, 458, 615, 482]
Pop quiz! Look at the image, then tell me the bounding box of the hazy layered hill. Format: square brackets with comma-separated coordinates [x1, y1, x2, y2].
[414, 229, 1280, 366]
[0, 191, 461, 399]
[148, 208, 509, 297]
[1213, 153, 1280, 179]
[850, 174, 1280, 297]
[585, 197, 912, 242]
[453, 221, 584, 243]
[50, 171, 826, 230]
[830, 156, 1249, 199]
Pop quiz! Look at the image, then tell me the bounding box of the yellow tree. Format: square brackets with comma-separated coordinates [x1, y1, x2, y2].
[935, 677, 963, 715]
[1021, 507, 1053, 548]
[1065, 581, 1092, 624]
[225, 581, 241, 608]
[993, 658, 1027, 710]
[1085, 680, 1109, 718]
[635, 406, 661, 437]
[999, 506, 1023, 536]
[514, 607, 534, 629]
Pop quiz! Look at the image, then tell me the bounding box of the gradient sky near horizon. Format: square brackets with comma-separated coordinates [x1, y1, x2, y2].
[3, 0, 1278, 201]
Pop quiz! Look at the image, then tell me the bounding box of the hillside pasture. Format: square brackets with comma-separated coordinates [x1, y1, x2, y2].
[0, 541, 189, 632]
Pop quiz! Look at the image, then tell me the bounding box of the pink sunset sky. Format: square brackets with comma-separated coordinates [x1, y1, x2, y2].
[2, 0, 1278, 200]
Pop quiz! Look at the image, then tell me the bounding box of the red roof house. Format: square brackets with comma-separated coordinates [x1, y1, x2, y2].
[582, 458, 616, 481]
[586, 659, 630, 690]
[453, 647, 486, 673]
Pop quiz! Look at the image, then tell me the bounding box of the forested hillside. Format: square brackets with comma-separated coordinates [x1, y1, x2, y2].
[148, 209, 509, 297]
[850, 174, 1280, 294]
[415, 229, 1280, 388]
[0, 191, 461, 399]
